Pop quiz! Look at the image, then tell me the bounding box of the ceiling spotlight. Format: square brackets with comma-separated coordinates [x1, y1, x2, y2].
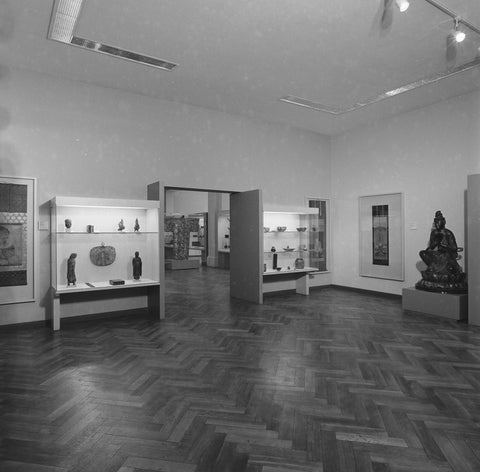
[453, 18, 466, 42]
[395, 0, 410, 12]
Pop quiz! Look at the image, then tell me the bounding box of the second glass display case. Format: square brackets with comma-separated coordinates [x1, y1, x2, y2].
[263, 209, 322, 273]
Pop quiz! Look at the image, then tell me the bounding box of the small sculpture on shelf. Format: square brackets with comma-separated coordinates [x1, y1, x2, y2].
[415, 210, 467, 294]
[67, 253, 77, 286]
[132, 251, 142, 280]
[118, 219, 125, 231]
[294, 257, 304, 270]
[134, 218, 140, 232]
[64, 218, 72, 232]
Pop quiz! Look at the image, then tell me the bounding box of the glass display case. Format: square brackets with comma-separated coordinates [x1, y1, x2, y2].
[263, 209, 321, 273]
[50, 196, 161, 329]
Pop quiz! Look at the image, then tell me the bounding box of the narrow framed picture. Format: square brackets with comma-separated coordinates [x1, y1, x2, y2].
[359, 192, 404, 281]
[0, 176, 36, 304]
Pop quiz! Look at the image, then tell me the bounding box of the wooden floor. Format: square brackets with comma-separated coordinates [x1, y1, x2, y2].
[2, 267, 480, 472]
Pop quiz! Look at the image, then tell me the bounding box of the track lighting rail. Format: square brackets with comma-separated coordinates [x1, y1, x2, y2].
[423, 0, 480, 36]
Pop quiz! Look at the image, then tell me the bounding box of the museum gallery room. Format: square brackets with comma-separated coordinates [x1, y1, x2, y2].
[2, 0, 480, 471]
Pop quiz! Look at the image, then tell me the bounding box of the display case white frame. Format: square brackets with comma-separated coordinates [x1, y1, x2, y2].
[50, 196, 161, 329]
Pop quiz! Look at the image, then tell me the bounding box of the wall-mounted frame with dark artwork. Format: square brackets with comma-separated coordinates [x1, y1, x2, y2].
[359, 192, 404, 281]
[0, 176, 36, 304]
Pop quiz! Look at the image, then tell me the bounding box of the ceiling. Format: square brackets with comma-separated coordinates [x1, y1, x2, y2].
[2, 0, 480, 135]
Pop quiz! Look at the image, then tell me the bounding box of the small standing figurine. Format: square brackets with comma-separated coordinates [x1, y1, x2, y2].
[67, 253, 77, 286]
[65, 219, 72, 232]
[118, 219, 125, 231]
[132, 251, 142, 280]
[134, 218, 140, 232]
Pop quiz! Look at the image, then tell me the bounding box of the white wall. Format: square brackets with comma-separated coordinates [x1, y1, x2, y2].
[165, 190, 209, 215]
[0, 68, 331, 325]
[331, 91, 480, 294]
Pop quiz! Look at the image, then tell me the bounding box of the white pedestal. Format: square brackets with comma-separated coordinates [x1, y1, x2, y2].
[402, 287, 468, 321]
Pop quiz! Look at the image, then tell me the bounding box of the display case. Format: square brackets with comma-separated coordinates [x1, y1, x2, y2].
[50, 196, 162, 330]
[263, 209, 321, 272]
[263, 209, 321, 295]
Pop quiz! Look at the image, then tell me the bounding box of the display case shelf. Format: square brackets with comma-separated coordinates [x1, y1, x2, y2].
[55, 231, 157, 235]
[50, 196, 162, 330]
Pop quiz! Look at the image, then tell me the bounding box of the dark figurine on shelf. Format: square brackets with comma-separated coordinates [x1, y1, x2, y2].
[64, 218, 72, 231]
[118, 219, 125, 231]
[134, 218, 140, 232]
[67, 253, 77, 286]
[415, 210, 467, 294]
[132, 251, 142, 280]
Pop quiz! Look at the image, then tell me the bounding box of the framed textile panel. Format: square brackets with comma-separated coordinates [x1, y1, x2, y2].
[359, 192, 404, 281]
[0, 176, 36, 304]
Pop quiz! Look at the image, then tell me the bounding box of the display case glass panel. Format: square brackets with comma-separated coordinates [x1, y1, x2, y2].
[263, 209, 322, 273]
[307, 199, 328, 272]
[50, 196, 160, 293]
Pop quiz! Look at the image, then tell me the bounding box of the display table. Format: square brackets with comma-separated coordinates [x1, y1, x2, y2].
[402, 287, 468, 321]
[263, 267, 318, 295]
[165, 259, 200, 270]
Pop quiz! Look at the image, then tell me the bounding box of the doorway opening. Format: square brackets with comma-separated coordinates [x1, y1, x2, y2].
[164, 186, 232, 271]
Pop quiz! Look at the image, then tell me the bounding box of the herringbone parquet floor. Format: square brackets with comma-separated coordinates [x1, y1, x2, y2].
[2, 267, 480, 471]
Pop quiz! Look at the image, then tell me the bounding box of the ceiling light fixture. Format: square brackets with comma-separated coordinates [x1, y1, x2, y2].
[47, 0, 178, 71]
[453, 18, 466, 43]
[281, 0, 480, 116]
[395, 0, 410, 13]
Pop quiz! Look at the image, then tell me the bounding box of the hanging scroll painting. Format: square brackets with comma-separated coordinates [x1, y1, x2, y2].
[0, 176, 36, 304]
[359, 192, 404, 281]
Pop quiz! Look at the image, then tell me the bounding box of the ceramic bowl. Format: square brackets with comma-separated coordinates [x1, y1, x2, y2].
[276, 267, 282, 271]
[296, 227, 307, 232]
[277, 226, 287, 232]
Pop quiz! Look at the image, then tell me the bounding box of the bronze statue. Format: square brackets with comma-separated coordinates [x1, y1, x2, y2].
[132, 251, 142, 280]
[67, 253, 77, 286]
[415, 211, 467, 293]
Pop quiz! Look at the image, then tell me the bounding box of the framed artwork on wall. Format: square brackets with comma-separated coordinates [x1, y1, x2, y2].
[0, 176, 36, 304]
[359, 192, 404, 281]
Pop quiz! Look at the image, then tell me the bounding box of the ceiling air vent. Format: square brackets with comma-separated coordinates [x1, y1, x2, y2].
[47, 0, 178, 71]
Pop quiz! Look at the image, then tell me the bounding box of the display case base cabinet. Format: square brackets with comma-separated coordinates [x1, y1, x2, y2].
[51, 283, 161, 331]
[263, 269, 317, 296]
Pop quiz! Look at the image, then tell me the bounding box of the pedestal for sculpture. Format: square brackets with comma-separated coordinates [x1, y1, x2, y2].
[402, 287, 467, 321]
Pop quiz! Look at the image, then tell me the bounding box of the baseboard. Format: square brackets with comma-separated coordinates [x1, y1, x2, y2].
[0, 319, 49, 330]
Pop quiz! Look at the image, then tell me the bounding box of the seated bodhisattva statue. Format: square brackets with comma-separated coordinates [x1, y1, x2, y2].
[415, 210, 467, 293]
